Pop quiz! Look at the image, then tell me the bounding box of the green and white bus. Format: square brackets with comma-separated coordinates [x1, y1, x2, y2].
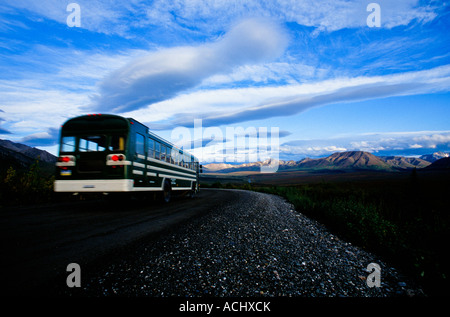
[54, 114, 201, 202]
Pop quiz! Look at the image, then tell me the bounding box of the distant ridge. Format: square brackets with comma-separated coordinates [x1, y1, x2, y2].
[203, 150, 438, 173]
[0, 139, 56, 163]
[0, 139, 56, 175]
[297, 151, 391, 170]
[425, 157, 450, 170]
[379, 155, 431, 169]
[419, 151, 450, 163]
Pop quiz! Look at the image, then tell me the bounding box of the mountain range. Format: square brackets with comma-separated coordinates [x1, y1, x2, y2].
[204, 150, 450, 173]
[1, 139, 449, 175]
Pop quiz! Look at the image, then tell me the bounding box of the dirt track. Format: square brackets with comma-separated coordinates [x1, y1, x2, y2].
[0, 188, 422, 298]
[0, 189, 228, 296]
[74, 189, 422, 298]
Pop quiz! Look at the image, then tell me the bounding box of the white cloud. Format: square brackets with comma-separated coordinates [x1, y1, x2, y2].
[202, 62, 326, 86]
[412, 133, 450, 149]
[0, 79, 89, 131]
[143, 0, 439, 33]
[0, 47, 147, 139]
[282, 131, 450, 158]
[90, 18, 289, 113]
[132, 64, 450, 129]
[2, 0, 146, 36]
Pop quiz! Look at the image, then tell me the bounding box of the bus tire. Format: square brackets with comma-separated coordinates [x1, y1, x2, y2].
[189, 182, 197, 198]
[162, 179, 171, 203]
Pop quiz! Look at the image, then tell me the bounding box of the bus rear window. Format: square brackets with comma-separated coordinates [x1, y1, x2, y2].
[79, 136, 106, 152]
[61, 136, 76, 152]
[109, 135, 125, 151]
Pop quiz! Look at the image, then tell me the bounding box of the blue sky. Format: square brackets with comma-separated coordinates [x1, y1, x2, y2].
[0, 0, 449, 162]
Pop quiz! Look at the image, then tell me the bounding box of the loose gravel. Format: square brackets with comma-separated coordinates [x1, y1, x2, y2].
[74, 189, 424, 297]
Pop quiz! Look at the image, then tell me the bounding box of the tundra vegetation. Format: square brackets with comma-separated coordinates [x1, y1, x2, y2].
[1, 160, 55, 206]
[203, 170, 450, 296]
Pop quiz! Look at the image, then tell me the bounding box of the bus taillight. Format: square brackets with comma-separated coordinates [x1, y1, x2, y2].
[111, 154, 124, 161]
[56, 155, 76, 166]
[107, 154, 127, 165]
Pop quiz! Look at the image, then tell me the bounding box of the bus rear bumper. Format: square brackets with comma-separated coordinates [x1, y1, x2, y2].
[54, 179, 134, 192]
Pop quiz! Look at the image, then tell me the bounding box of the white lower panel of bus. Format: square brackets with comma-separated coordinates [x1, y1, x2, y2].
[54, 179, 135, 192]
[54, 179, 193, 193]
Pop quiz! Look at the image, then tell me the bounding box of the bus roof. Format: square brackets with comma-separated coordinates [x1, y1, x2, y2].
[62, 114, 129, 133]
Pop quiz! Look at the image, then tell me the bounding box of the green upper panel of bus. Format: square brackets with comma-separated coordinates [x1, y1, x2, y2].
[61, 114, 132, 134]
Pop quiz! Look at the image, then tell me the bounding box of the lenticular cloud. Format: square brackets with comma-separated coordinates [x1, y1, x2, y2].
[90, 18, 288, 113]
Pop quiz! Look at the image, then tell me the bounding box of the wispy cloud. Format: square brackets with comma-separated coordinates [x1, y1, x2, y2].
[18, 127, 59, 146]
[143, 0, 440, 33]
[0, 113, 11, 135]
[1, 0, 147, 37]
[135, 64, 450, 129]
[3, 0, 441, 36]
[89, 18, 288, 113]
[0, 47, 145, 143]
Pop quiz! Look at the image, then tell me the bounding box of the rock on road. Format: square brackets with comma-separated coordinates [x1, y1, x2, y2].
[1, 188, 422, 297]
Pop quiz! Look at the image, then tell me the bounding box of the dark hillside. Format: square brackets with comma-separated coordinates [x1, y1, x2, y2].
[0, 139, 56, 177]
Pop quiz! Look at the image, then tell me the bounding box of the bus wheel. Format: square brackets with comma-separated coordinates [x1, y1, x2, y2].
[189, 182, 197, 198]
[162, 180, 171, 203]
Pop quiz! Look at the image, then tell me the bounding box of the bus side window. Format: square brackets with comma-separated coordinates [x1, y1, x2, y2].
[172, 150, 177, 165]
[155, 142, 160, 160]
[136, 133, 145, 156]
[165, 147, 170, 163]
[169, 147, 174, 164]
[148, 139, 154, 158]
[161, 145, 166, 162]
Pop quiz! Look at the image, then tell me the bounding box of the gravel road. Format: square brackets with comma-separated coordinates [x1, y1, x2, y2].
[1, 189, 233, 296]
[72, 189, 424, 297]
